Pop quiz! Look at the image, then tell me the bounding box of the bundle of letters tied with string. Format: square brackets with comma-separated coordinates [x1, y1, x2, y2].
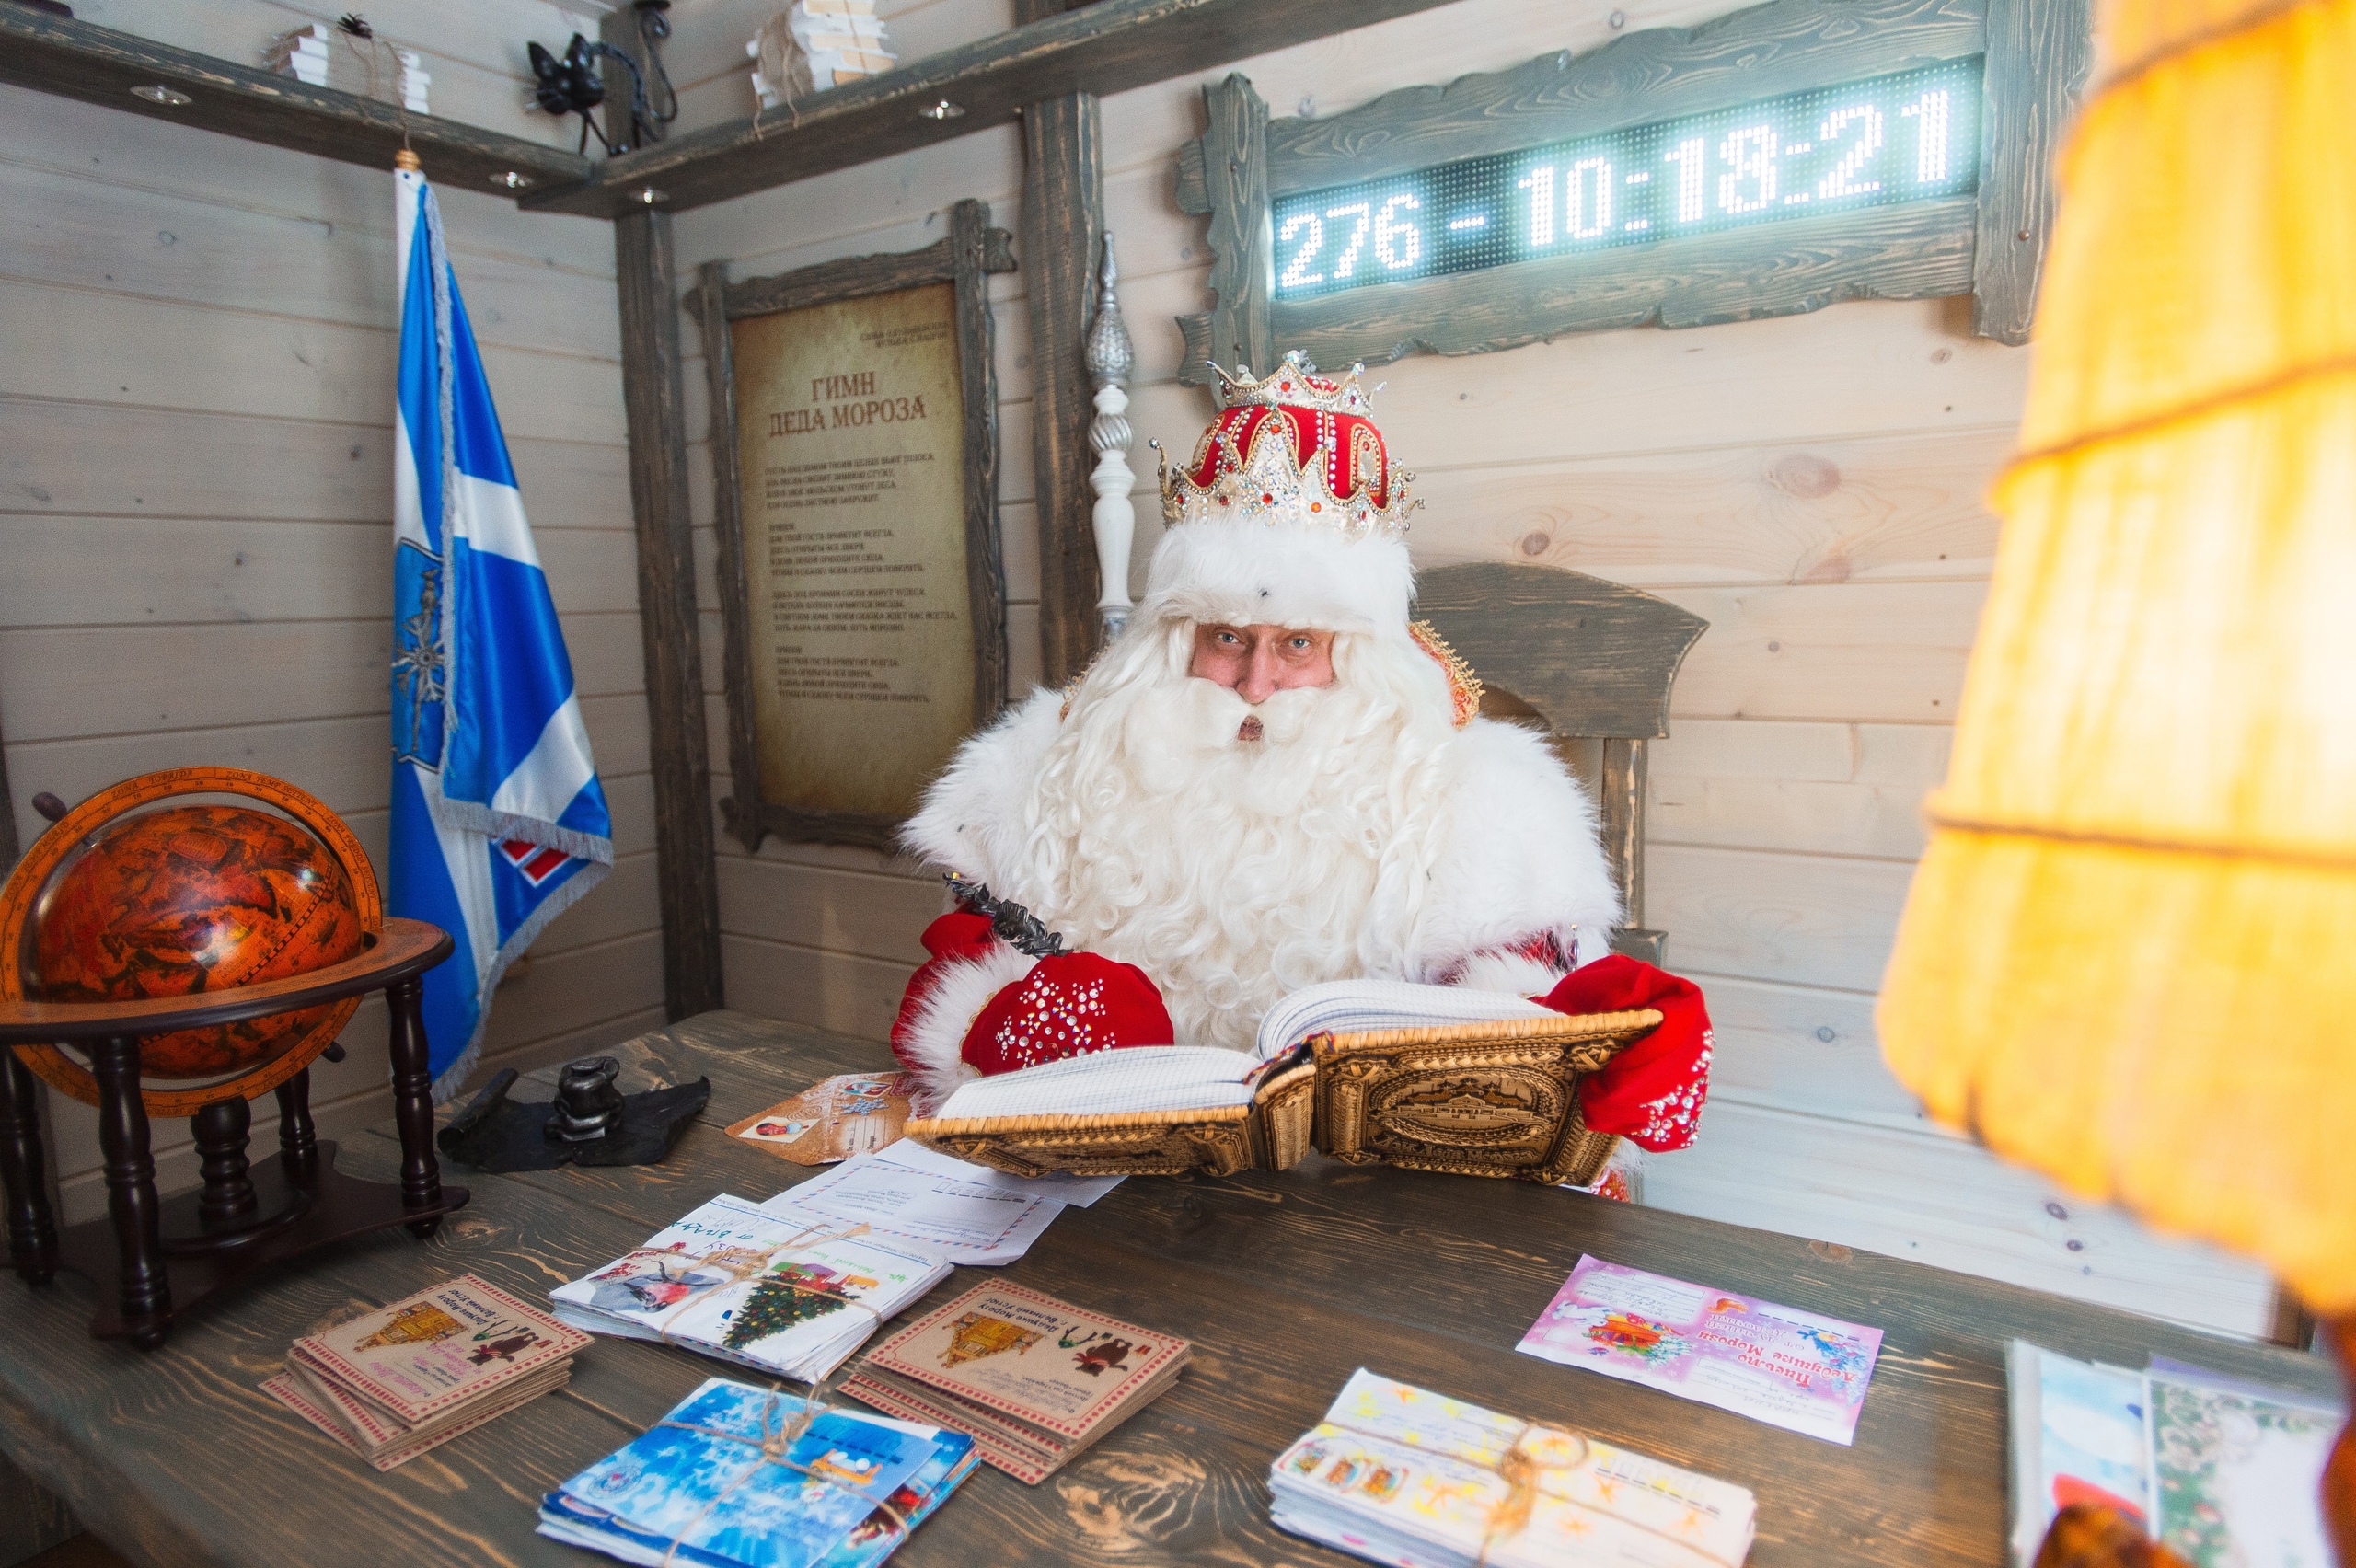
[549, 1195, 952, 1382]
[1271, 1370, 1757, 1568]
[538, 1376, 982, 1568]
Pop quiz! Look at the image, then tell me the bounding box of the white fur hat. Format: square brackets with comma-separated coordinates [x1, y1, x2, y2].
[1142, 352, 1419, 641]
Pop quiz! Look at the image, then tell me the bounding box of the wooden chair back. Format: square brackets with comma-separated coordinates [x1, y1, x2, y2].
[1415, 562, 1708, 965]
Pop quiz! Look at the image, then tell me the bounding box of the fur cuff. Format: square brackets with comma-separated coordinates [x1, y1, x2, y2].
[898, 945, 1036, 1113]
[1448, 949, 1572, 999]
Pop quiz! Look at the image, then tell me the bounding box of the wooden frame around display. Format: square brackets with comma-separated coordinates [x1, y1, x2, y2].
[1175, 0, 2092, 380]
[687, 199, 1017, 854]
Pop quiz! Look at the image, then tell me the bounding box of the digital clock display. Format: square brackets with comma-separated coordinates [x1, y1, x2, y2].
[1271, 57, 1983, 301]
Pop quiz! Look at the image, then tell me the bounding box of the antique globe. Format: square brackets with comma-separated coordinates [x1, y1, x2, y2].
[2, 768, 381, 1115]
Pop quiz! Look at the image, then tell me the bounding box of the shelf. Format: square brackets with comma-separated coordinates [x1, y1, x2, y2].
[0, 7, 594, 198]
[0, 0, 1469, 220]
[512, 0, 1468, 216]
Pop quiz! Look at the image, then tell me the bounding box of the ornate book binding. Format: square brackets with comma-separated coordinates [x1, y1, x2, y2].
[905, 1009, 1659, 1184]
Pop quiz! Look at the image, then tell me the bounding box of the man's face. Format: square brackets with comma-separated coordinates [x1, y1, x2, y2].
[1188, 622, 1336, 706]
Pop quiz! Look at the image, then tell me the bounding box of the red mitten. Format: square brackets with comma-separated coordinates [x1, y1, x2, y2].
[1536, 955, 1714, 1152]
[962, 951, 1173, 1076]
[890, 915, 1173, 1110]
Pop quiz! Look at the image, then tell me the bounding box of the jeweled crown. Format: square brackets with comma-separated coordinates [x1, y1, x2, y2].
[1154, 351, 1418, 539]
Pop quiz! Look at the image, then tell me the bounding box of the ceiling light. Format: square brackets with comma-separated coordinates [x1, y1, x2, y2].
[918, 99, 965, 121]
[131, 85, 192, 107]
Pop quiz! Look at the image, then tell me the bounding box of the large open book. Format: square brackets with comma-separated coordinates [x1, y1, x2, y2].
[905, 980, 1661, 1184]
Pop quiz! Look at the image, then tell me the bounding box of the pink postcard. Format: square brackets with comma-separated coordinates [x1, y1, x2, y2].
[1516, 1255, 1883, 1445]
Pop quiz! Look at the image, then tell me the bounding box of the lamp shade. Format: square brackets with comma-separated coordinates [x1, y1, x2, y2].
[1877, 0, 2356, 1314]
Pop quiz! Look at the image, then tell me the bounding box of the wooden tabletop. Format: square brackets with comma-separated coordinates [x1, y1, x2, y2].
[0, 1010, 2335, 1568]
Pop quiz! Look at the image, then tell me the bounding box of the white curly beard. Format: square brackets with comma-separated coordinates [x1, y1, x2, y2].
[985, 621, 1460, 1050]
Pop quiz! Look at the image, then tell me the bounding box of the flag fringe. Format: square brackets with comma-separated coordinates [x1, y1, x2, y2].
[433, 799, 615, 866]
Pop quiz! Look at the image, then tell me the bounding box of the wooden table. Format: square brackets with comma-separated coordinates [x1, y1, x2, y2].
[0, 1010, 2335, 1567]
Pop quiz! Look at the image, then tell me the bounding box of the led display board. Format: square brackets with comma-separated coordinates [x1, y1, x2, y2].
[1272, 58, 1983, 302]
[1176, 0, 2091, 371]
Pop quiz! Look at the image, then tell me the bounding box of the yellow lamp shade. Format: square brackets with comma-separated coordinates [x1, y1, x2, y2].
[1878, 0, 2356, 1313]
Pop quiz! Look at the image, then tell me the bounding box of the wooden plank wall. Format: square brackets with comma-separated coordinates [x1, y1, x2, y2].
[0, 41, 664, 1222]
[665, 0, 2276, 1336]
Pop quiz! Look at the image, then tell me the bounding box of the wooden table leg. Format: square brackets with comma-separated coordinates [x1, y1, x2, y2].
[0, 1045, 58, 1285]
[384, 975, 445, 1236]
[90, 1036, 169, 1347]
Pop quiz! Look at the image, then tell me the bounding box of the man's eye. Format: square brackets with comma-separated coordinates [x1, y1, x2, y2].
[1288, 638, 1311, 651]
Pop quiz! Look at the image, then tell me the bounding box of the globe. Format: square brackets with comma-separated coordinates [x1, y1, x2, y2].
[30, 803, 366, 1081]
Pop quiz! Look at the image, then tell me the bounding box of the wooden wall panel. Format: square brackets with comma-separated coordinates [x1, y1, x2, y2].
[0, 65, 660, 1216]
[643, 0, 2267, 1332]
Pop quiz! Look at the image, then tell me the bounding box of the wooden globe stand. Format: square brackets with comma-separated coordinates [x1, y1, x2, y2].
[0, 917, 470, 1350]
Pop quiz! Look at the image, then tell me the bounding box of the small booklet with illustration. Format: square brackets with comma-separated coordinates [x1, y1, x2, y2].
[537, 1377, 978, 1568]
[1269, 1369, 1757, 1568]
[1516, 1255, 1883, 1445]
[728, 1071, 918, 1166]
[549, 1194, 950, 1381]
[262, 1274, 588, 1470]
[2004, 1342, 2151, 1565]
[838, 1282, 1189, 1483]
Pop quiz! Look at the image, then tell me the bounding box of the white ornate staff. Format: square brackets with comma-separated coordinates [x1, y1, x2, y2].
[1083, 235, 1137, 643]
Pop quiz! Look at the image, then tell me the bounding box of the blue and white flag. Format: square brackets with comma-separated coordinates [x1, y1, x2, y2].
[391, 162, 612, 1099]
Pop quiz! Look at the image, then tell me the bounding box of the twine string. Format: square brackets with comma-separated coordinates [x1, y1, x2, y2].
[651, 1386, 911, 1568]
[642, 1220, 880, 1358]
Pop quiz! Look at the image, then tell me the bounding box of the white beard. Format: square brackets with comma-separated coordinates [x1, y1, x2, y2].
[987, 622, 1459, 1049]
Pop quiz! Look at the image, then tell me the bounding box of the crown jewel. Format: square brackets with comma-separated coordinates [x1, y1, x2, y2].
[1155, 350, 1418, 539]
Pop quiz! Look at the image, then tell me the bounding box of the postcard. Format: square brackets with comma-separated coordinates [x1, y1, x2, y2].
[293, 1274, 586, 1424]
[2004, 1342, 2150, 1565]
[860, 1282, 1187, 1440]
[727, 1072, 917, 1166]
[1516, 1255, 1883, 1445]
[2148, 1366, 2340, 1568]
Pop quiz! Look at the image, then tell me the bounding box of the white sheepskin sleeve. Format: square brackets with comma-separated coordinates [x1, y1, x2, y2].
[1407, 716, 1624, 980]
[900, 686, 1064, 883]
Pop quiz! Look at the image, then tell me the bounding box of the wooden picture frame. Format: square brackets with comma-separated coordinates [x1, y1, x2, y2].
[1174, 0, 2091, 381]
[689, 199, 1017, 852]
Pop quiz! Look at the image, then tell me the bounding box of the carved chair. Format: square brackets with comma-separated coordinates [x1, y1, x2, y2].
[1414, 562, 1708, 966]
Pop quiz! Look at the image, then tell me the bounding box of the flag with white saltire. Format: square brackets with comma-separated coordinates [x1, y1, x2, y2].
[390, 161, 612, 1100]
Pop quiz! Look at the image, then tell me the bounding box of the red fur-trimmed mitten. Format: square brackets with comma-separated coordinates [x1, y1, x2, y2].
[1534, 955, 1715, 1152]
[889, 913, 1174, 1112]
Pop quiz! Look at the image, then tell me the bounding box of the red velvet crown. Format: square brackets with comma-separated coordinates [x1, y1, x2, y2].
[1155, 352, 1417, 538]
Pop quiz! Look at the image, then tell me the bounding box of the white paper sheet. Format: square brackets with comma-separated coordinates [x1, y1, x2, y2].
[873, 1139, 1125, 1208]
[759, 1149, 1064, 1265]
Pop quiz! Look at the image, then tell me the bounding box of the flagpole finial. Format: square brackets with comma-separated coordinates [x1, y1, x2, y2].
[394, 148, 422, 172]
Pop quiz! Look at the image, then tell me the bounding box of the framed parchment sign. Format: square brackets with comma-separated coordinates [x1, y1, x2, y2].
[691, 199, 1017, 850]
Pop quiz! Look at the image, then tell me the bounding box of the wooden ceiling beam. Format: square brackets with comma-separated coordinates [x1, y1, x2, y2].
[2, 0, 1473, 217]
[0, 8, 592, 197]
[520, 0, 1471, 217]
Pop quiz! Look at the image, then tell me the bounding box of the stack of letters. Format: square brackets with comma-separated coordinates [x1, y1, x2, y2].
[842, 1282, 1189, 1483]
[1269, 1370, 1758, 1568]
[549, 1193, 951, 1381]
[263, 1274, 587, 1470]
[538, 1378, 979, 1568]
[748, 0, 895, 109]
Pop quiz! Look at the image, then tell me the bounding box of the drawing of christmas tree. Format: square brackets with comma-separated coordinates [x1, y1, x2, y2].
[722, 1274, 850, 1351]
